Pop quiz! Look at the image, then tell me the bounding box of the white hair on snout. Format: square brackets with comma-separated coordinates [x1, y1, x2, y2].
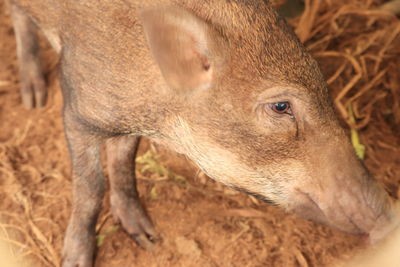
[166, 116, 304, 205]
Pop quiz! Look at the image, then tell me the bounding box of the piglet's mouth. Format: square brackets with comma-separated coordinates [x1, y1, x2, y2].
[231, 185, 277, 206]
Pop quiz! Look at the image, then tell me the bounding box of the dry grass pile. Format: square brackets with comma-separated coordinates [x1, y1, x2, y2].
[0, 114, 69, 266]
[293, 0, 400, 197]
[296, 0, 400, 130]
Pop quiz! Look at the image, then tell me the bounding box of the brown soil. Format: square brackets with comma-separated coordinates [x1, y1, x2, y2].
[0, 0, 399, 267]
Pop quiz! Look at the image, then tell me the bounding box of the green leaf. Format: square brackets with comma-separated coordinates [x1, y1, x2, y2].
[136, 149, 188, 187]
[150, 186, 158, 200]
[96, 234, 106, 247]
[96, 225, 119, 247]
[348, 105, 366, 160]
[173, 174, 187, 184]
[136, 150, 168, 177]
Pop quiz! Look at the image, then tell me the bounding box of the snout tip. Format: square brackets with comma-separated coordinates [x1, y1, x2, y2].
[366, 202, 400, 245]
[291, 190, 400, 244]
[367, 221, 400, 246]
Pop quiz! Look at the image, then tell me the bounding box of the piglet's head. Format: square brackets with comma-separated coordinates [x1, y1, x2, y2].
[140, 2, 399, 242]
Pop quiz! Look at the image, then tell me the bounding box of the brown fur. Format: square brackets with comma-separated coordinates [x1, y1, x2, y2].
[8, 0, 400, 266]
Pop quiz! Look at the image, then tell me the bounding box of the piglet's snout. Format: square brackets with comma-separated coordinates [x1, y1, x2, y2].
[291, 177, 399, 243]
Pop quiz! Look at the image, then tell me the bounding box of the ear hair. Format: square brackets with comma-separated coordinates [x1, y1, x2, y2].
[140, 6, 214, 92]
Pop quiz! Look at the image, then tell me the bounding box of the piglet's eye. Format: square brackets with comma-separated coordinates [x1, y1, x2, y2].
[271, 102, 292, 115]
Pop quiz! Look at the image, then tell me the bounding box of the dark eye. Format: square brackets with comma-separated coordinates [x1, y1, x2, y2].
[271, 102, 291, 114]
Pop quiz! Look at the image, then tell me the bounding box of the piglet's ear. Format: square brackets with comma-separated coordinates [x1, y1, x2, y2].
[140, 6, 213, 92]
